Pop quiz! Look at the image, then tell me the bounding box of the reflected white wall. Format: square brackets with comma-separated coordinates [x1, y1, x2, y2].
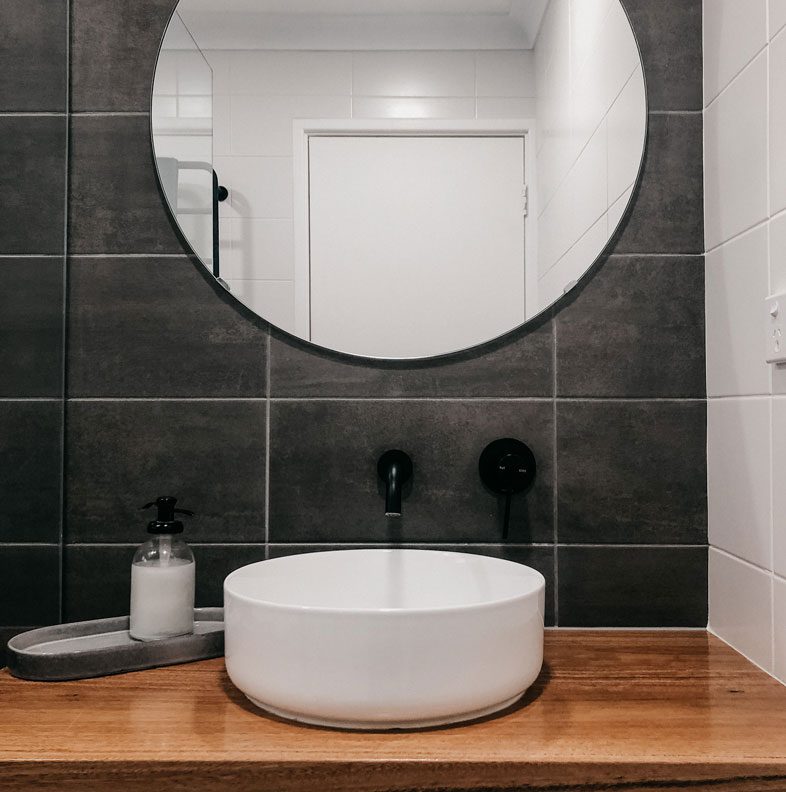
[152, 13, 214, 269]
[533, 0, 646, 309]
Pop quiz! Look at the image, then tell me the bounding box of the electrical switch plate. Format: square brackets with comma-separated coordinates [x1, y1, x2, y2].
[766, 293, 786, 364]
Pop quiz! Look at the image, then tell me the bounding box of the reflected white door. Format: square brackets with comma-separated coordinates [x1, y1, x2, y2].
[307, 135, 526, 358]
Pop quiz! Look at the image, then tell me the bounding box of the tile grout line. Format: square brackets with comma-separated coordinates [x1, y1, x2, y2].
[62, 396, 709, 403]
[704, 43, 768, 113]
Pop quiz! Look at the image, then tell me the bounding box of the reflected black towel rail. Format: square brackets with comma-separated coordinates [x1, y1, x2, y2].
[174, 161, 228, 279]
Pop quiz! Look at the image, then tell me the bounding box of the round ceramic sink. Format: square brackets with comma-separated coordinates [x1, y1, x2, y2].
[224, 548, 545, 730]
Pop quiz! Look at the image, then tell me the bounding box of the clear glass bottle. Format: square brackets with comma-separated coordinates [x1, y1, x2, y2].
[130, 496, 196, 641]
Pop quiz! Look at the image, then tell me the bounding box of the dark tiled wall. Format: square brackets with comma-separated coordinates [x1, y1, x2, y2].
[0, 0, 707, 642]
[0, 0, 68, 648]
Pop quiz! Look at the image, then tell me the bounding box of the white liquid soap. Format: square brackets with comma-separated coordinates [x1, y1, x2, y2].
[129, 496, 196, 642]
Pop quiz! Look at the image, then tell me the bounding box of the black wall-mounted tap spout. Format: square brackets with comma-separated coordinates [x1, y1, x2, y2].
[377, 450, 413, 518]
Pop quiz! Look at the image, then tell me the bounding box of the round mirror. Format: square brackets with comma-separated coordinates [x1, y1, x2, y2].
[151, 0, 646, 359]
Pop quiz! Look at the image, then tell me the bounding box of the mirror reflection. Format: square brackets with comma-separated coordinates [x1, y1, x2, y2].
[152, 0, 646, 359]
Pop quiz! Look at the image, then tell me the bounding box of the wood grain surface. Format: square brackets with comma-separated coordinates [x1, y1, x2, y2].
[1, 631, 785, 791]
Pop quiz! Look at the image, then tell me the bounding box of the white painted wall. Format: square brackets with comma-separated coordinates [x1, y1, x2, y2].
[204, 47, 536, 333]
[152, 14, 215, 268]
[704, 0, 786, 685]
[532, 0, 645, 310]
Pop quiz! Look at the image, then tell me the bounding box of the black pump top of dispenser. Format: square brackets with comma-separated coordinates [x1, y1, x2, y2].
[141, 496, 194, 534]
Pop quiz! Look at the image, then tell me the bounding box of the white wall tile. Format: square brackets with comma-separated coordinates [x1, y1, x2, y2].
[775, 576, 786, 682]
[176, 50, 213, 96]
[703, 0, 767, 103]
[229, 279, 295, 334]
[223, 219, 294, 280]
[203, 50, 232, 95]
[351, 97, 475, 120]
[569, 0, 614, 74]
[770, 211, 786, 293]
[607, 185, 633, 232]
[772, 399, 786, 577]
[476, 97, 537, 118]
[352, 51, 475, 97]
[537, 213, 607, 310]
[770, 31, 786, 215]
[704, 52, 768, 250]
[708, 398, 772, 569]
[705, 225, 771, 397]
[214, 155, 294, 219]
[709, 548, 773, 671]
[606, 66, 646, 205]
[475, 51, 536, 97]
[771, 0, 786, 38]
[569, 120, 608, 244]
[230, 51, 352, 96]
[230, 95, 351, 156]
[212, 93, 231, 156]
[598, 0, 641, 109]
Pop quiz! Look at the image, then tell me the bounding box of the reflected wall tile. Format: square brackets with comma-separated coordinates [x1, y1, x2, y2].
[68, 256, 267, 398]
[557, 401, 707, 545]
[269, 400, 554, 544]
[71, 0, 178, 112]
[556, 256, 705, 398]
[0, 258, 64, 398]
[559, 545, 708, 627]
[0, 402, 62, 544]
[352, 52, 475, 97]
[68, 116, 184, 254]
[66, 400, 266, 543]
[0, 117, 67, 255]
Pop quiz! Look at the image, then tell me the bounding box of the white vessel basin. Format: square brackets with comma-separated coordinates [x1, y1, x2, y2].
[224, 549, 545, 729]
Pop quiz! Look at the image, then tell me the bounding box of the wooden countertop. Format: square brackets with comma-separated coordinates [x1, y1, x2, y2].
[1, 631, 785, 791]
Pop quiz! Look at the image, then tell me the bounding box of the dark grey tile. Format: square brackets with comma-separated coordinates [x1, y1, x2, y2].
[68, 115, 184, 254]
[269, 400, 554, 544]
[67, 257, 267, 398]
[63, 544, 265, 621]
[71, 0, 178, 112]
[0, 0, 67, 111]
[556, 256, 705, 398]
[0, 117, 66, 255]
[557, 401, 707, 545]
[612, 113, 703, 255]
[0, 258, 64, 398]
[558, 545, 708, 627]
[0, 546, 60, 626]
[64, 544, 133, 621]
[0, 402, 62, 543]
[191, 544, 267, 608]
[622, 0, 702, 112]
[269, 544, 556, 626]
[66, 400, 266, 543]
[269, 318, 554, 398]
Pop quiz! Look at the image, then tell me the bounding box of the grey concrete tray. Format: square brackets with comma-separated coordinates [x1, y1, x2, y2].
[6, 608, 224, 681]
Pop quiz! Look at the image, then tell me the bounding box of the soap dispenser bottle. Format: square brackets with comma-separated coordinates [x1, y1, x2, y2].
[130, 496, 196, 642]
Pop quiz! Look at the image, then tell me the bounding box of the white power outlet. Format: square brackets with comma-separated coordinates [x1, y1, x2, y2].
[765, 293, 786, 364]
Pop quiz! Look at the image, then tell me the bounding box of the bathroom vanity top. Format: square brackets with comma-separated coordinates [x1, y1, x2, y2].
[1, 631, 785, 792]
